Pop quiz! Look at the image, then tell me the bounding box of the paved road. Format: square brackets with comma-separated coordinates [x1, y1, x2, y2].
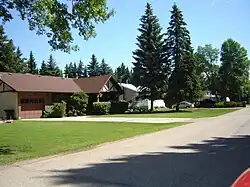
[1, 108, 250, 187]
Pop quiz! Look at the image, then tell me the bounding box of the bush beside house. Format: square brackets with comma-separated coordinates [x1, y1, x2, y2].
[43, 101, 67, 118]
[110, 101, 128, 114]
[92, 102, 111, 115]
[68, 92, 89, 116]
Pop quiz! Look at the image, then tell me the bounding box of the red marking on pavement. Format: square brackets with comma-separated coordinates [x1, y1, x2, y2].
[232, 168, 250, 187]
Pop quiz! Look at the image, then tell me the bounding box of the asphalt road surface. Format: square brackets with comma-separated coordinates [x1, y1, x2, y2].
[1, 108, 250, 187]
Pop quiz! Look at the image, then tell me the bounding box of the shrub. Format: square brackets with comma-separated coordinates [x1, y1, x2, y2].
[68, 92, 88, 116]
[92, 102, 111, 115]
[42, 101, 66, 118]
[110, 101, 129, 114]
[215, 101, 246, 108]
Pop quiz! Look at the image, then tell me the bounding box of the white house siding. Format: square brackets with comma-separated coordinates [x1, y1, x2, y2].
[0, 92, 18, 119]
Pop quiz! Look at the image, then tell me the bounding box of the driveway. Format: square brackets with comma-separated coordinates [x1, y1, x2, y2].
[24, 116, 191, 123]
[1, 108, 250, 187]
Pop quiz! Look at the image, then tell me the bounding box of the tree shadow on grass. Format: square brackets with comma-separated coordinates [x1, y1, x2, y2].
[0, 145, 15, 155]
[45, 135, 250, 187]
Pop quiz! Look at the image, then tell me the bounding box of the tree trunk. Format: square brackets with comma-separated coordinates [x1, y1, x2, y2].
[150, 98, 154, 112]
[176, 103, 180, 112]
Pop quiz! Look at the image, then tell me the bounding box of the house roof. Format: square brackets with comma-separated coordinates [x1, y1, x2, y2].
[73, 75, 113, 93]
[119, 83, 138, 92]
[0, 72, 115, 94]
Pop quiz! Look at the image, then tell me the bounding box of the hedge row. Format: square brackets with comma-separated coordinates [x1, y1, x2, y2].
[92, 101, 129, 115]
[215, 101, 246, 108]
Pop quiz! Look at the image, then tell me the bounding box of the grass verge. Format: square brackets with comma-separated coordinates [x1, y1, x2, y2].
[90, 108, 239, 118]
[0, 121, 185, 164]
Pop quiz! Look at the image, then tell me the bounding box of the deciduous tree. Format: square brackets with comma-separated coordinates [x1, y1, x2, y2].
[219, 39, 250, 101]
[0, 0, 114, 52]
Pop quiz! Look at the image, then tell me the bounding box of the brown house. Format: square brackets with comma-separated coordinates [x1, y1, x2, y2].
[0, 72, 122, 119]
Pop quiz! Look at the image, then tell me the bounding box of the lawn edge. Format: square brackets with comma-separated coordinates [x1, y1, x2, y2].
[2, 122, 188, 167]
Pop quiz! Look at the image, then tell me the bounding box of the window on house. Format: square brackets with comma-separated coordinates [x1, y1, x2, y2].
[21, 99, 43, 104]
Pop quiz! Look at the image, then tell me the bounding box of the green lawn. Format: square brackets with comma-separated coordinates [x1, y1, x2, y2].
[0, 121, 184, 164]
[90, 108, 239, 118]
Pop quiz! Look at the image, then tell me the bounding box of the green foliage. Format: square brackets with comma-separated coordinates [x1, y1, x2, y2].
[92, 102, 111, 115]
[40, 54, 61, 76]
[1, 0, 114, 52]
[0, 26, 27, 73]
[219, 39, 250, 101]
[165, 4, 201, 109]
[43, 101, 66, 118]
[27, 51, 38, 74]
[69, 92, 89, 116]
[115, 63, 131, 83]
[77, 60, 88, 78]
[132, 3, 169, 110]
[110, 101, 129, 114]
[88, 54, 100, 77]
[99, 59, 113, 75]
[39, 61, 47, 75]
[195, 44, 220, 95]
[215, 101, 246, 108]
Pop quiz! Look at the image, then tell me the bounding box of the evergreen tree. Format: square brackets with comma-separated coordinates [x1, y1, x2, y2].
[77, 60, 84, 78]
[115, 63, 131, 83]
[0, 26, 28, 73]
[39, 60, 48, 75]
[87, 54, 100, 77]
[165, 3, 201, 110]
[64, 64, 69, 78]
[132, 3, 169, 110]
[73, 62, 78, 77]
[67, 62, 74, 78]
[83, 65, 88, 78]
[15, 47, 28, 73]
[219, 39, 250, 101]
[99, 58, 113, 75]
[46, 54, 61, 76]
[27, 51, 38, 74]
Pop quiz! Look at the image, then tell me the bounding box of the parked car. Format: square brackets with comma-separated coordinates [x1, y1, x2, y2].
[179, 101, 194, 108]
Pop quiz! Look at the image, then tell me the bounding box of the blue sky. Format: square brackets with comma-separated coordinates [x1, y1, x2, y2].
[3, 0, 250, 70]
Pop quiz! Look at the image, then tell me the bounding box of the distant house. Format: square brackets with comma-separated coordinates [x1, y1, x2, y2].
[0, 72, 122, 119]
[118, 83, 138, 102]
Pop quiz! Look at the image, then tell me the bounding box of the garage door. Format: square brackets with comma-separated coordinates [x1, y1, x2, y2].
[20, 99, 44, 119]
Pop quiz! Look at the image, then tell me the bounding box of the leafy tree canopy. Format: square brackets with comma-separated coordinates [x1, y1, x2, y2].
[0, 0, 114, 52]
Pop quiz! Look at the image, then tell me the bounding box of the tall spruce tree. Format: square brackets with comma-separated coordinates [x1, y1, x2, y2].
[27, 51, 38, 74]
[77, 60, 85, 78]
[39, 60, 48, 75]
[165, 3, 201, 110]
[15, 47, 28, 73]
[87, 54, 100, 77]
[83, 65, 88, 77]
[115, 63, 131, 83]
[73, 62, 78, 77]
[219, 39, 250, 101]
[67, 62, 74, 78]
[46, 54, 61, 76]
[64, 64, 70, 78]
[132, 3, 169, 110]
[99, 58, 113, 75]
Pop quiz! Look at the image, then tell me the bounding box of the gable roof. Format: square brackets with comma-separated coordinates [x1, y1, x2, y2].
[119, 83, 138, 92]
[0, 72, 116, 94]
[73, 75, 113, 93]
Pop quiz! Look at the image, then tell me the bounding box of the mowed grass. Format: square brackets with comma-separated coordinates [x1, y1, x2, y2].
[90, 108, 239, 118]
[0, 121, 184, 164]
